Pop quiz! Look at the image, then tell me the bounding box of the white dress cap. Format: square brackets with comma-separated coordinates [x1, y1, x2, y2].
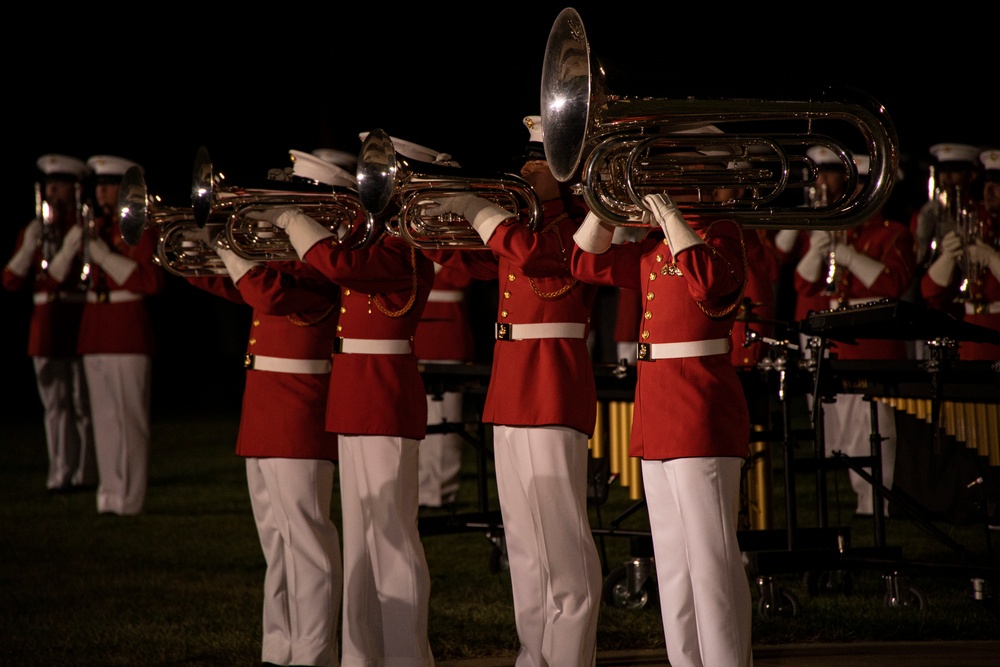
[37, 154, 88, 180]
[980, 148, 1000, 172]
[358, 132, 461, 168]
[929, 143, 980, 166]
[289, 150, 358, 189]
[806, 145, 842, 167]
[312, 148, 357, 171]
[87, 155, 142, 178]
[523, 115, 544, 143]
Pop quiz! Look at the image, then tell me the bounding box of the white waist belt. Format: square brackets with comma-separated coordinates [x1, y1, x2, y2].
[85, 290, 143, 304]
[966, 301, 1000, 315]
[427, 289, 464, 303]
[245, 354, 331, 374]
[495, 321, 587, 341]
[637, 337, 731, 361]
[33, 291, 86, 305]
[830, 297, 880, 310]
[336, 338, 412, 354]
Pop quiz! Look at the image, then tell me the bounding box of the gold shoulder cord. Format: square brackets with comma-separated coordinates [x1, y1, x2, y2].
[287, 304, 337, 327]
[528, 213, 579, 299]
[372, 246, 418, 318]
[696, 220, 749, 320]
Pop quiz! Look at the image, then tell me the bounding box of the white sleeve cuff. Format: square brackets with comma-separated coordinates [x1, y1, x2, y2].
[661, 216, 705, 255]
[846, 253, 885, 289]
[472, 210, 516, 244]
[573, 212, 614, 253]
[284, 211, 336, 259]
[97, 252, 138, 285]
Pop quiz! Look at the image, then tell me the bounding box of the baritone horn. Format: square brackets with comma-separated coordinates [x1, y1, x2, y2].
[357, 128, 543, 249]
[541, 7, 898, 229]
[118, 165, 229, 276]
[191, 146, 369, 258]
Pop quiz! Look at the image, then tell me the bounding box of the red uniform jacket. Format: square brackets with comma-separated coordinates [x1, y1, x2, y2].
[571, 216, 750, 460]
[429, 199, 599, 437]
[188, 261, 341, 460]
[921, 209, 1000, 361]
[794, 213, 916, 360]
[77, 214, 165, 355]
[413, 263, 475, 362]
[732, 229, 780, 368]
[2, 220, 84, 357]
[303, 233, 434, 439]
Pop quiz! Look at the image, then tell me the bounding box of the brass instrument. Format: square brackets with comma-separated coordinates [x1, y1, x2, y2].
[118, 165, 229, 277]
[955, 204, 984, 308]
[540, 7, 898, 230]
[357, 128, 543, 249]
[191, 146, 368, 257]
[35, 182, 57, 272]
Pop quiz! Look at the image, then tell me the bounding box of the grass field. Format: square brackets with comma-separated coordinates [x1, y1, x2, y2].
[2, 391, 999, 666]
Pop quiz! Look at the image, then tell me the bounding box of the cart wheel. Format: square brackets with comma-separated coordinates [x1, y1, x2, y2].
[803, 569, 853, 597]
[757, 586, 800, 619]
[602, 565, 657, 610]
[885, 581, 928, 609]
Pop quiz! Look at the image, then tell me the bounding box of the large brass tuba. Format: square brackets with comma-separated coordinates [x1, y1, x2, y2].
[540, 7, 898, 229]
[357, 128, 543, 249]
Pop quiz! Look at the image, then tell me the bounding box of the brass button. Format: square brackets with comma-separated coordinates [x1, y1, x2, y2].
[336, 324, 343, 332]
[501, 309, 508, 318]
[253, 319, 260, 327]
[508, 273, 516, 281]
[646, 291, 654, 301]
[248, 338, 257, 346]
[644, 310, 652, 320]
[344, 288, 351, 295]
[503, 291, 511, 299]
[648, 272, 656, 281]
[641, 330, 650, 339]
[655, 254, 663, 263]
[340, 306, 346, 313]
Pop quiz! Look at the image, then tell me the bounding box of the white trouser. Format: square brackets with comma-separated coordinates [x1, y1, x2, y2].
[84, 354, 151, 515]
[642, 457, 753, 667]
[338, 434, 434, 667]
[492, 425, 602, 667]
[418, 390, 464, 507]
[824, 394, 897, 516]
[247, 457, 342, 667]
[33, 355, 95, 489]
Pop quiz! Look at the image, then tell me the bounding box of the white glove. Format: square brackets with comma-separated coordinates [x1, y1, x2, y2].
[423, 194, 515, 242]
[831, 242, 885, 289]
[246, 206, 333, 259]
[774, 229, 799, 254]
[967, 239, 1000, 280]
[796, 231, 831, 283]
[6, 219, 44, 277]
[216, 246, 260, 283]
[925, 230, 962, 286]
[573, 211, 615, 254]
[641, 193, 704, 255]
[88, 236, 138, 285]
[45, 224, 84, 282]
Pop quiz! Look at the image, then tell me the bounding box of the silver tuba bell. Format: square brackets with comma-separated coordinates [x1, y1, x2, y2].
[540, 7, 898, 230]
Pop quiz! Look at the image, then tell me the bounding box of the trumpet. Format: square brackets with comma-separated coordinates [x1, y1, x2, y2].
[954, 204, 984, 308]
[357, 128, 542, 249]
[191, 146, 369, 258]
[540, 7, 897, 230]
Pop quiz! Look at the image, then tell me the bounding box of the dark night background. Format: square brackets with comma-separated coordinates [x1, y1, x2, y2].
[3, 3, 996, 423]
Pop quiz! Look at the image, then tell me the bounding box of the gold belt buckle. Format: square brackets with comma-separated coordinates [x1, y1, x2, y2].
[244, 353, 254, 369]
[495, 323, 512, 341]
[333, 337, 344, 354]
[636, 342, 652, 362]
